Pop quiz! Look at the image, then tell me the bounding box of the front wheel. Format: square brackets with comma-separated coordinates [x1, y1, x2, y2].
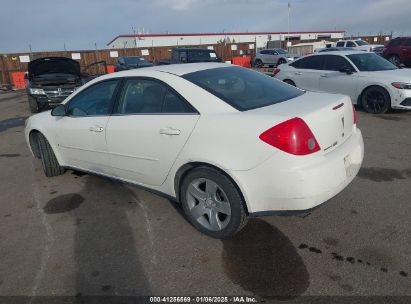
[361, 86, 390, 114]
[388, 55, 401, 66]
[37, 133, 65, 177]
[277, 58, 287, 66]
[254, 59, 263, 68]
[180, 167, 248, 238]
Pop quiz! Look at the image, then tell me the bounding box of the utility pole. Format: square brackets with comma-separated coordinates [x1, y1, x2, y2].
[287, 1, 291, 48]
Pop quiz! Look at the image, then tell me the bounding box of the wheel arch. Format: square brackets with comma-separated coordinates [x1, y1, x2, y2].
[173, 161, 250, 215]
[28, 129, 64, 164]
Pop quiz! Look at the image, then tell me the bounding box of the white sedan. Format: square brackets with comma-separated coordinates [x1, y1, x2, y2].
[275, 51, 411, 113]
[25, 63, 364, 238]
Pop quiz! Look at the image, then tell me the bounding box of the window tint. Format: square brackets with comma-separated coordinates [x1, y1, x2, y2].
[336, 41, 345, 47]
[67, 79, 119, 116]
[116, 78, 195, 114]
[183, 66, 304, 111]
[260, 50, 269, 55]
[387, 38, 402, 47]
[347, 53, 397, 71]
[291, 55, 325, 70]
[270, 50, 278, 55]
[404, 39, 411, 47]
[188, 50, 218, 62]
[346, 41, 356, 47]
[323, 55, 354, 71]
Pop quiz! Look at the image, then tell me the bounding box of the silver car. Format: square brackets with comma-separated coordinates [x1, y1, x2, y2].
[254, 49, 298, 68]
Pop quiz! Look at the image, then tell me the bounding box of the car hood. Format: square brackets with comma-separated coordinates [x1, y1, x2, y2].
[363, 68, 411, 81]
[28, 57, 81, 77]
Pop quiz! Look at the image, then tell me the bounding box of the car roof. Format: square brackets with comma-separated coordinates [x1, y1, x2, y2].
[311, 50, 369, 56]
[112, 62, 232, 77]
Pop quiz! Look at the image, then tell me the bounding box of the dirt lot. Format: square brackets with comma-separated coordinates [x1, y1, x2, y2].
[0, 90, 410, 302]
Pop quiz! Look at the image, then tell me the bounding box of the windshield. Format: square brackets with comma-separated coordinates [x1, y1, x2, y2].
[355, 40, 369, 46]
[124, 57, 150, 65]
[276, 49, 288, 54]
[347, 53, 397, 71]
[183, 66, 304, 111]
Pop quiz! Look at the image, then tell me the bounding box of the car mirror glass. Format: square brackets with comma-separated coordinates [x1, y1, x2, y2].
[51, 104, 66, 117]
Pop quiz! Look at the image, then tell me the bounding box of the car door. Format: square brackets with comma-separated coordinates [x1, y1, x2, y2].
[55, 78, 120, 174]
[318, 55, 359, 101]
[106, 77, 199, 186]
[402, 38, 411, 65]
[268, 50, 278, 64]
[288, 55, 325, 91]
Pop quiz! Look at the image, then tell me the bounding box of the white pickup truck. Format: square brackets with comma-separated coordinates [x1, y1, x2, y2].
[335, 39, 384, 54]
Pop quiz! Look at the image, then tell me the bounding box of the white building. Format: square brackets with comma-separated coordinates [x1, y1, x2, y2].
[106, 31, 345, 49]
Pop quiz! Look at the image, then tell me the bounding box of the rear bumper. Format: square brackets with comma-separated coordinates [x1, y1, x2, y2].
[230, 128, 364, 214]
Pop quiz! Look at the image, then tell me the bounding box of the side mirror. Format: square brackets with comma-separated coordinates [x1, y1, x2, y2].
[51, 104, 66, 117]
[339, 67, 353, 75]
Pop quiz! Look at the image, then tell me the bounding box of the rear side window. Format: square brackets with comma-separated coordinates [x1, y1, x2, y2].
[183, 66, 304, 111]
[115, 78, 196, 114]
[346, 41, 356, 47]
[323, 55, 354, 71]
[290, 55, 325, 70]
[387, 38, 402, 47]
[336, 41, 345, 47]
[260, 50, 269, 55]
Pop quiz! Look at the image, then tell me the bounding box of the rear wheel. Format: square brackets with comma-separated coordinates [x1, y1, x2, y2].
[361, 86, 390, 114]
[388, 55, 401, 66]
[37, 133, 65, 177]
[254, 59, 263, 68]
[180, 167, 248, 239]
[283, 79, 296, 86]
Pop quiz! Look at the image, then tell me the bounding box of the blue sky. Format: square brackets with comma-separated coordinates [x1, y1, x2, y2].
[1, 0, 410, 53]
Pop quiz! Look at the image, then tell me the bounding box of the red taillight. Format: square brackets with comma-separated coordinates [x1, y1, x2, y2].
[259, 118, 321, 155]
[352, 103, 357, 125]
[273, 68, 281, 75]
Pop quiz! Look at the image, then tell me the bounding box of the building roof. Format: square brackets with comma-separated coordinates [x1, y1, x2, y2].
[107, 30, 345, 45]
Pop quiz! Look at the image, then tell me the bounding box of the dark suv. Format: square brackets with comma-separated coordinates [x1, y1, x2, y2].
[383, 37, 411, 66]
[114, 56, 153, 71]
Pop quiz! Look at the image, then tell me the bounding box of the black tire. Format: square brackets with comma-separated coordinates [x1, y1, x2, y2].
[277, 58, 287, 66]
[254, 59, 263, 68]
[387, 55, 401, 67]
[180, 166, 248, 239]
[284, 79, 296, 86]
[37, 133, 65, 177]
[28, 96, 39, 113]
[361, 86, 391, 114]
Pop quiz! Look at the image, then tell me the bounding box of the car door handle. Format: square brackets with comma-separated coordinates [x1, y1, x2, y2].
[320, 74, 327, 77]
[294, 72, 302, 75]
[89, 125, 104, 133]
[159, 127, 181, 136]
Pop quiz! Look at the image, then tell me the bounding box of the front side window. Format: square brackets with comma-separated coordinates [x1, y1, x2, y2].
[346, 41, 356, 47]
[291, 55, 325, 70]
[183, 66, 304, 111]
[115, 78, 195, 114]
[323, 55, 354, 71]
[336, 41, 345, 47]
[67, 79, 119, 116]
[347, 53, 397, 71]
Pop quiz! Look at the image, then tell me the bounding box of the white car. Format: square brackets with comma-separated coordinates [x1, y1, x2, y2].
[275, 51, 411, 113]
[25, 63, 364, 238]
[335, 39, 384, 53]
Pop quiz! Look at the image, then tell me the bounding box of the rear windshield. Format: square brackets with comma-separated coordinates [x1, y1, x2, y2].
[183, 67, 304, 111]
[188, 50, 219, 62]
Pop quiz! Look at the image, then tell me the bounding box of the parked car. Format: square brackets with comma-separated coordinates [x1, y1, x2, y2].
[25, 63, 363, 238]
[274, 51, 411, 113]
[114, 56, 153, 72]
[382, 37, 411, 67]
[254, 49, 298, 68]
[335, 39, 384, 53]
[26, 57, 84, 113]
[158, 48, 221, 65]
[315, 47, 355, 53]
